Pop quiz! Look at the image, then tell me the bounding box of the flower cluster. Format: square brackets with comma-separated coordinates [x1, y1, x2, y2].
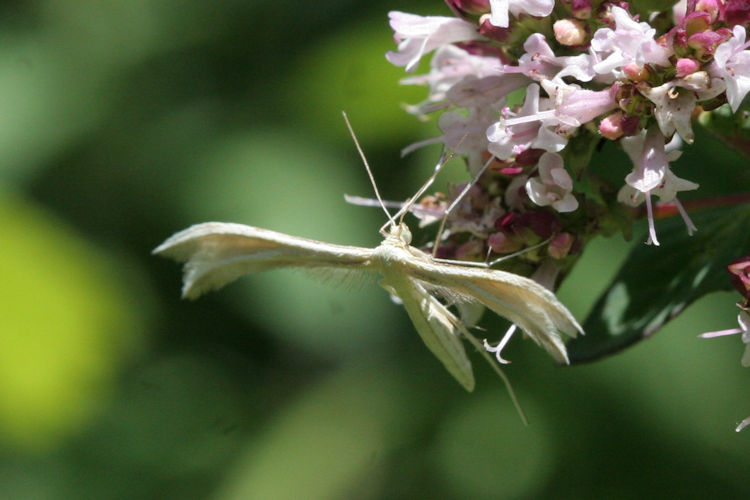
[386, 0, 750, 427]
[699, 256, 750, 431]
[386, 0, 750, 283]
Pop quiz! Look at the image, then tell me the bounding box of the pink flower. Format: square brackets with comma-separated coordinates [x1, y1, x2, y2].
[487, 84, 556, 159]
[486, 81, 617, 160]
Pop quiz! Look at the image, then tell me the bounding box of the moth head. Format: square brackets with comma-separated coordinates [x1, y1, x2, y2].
[388, 222, 412, 245]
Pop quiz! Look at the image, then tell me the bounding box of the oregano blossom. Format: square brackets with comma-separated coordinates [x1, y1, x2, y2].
[385, 0, 750, 430]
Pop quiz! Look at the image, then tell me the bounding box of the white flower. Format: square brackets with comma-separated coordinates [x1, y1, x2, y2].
[439, 107, 499, 174]
[401, 45, 505, 109]
[700, 310, 750, 432]
[486, 84, 568, 159]
[386, 11, 480, 73]
[621, 128, 693, 198]
[525, 152, 579, 212]
[638, 72, 725, 144]
[590, 6, 671, 80]
[618, 127, 697, 245]
[710, 25, 750, 112]
[446, 73, 529, 108]
[516, 33, 596, 82]
[488, 0, 554, 29]
[638, 83, 697, 144]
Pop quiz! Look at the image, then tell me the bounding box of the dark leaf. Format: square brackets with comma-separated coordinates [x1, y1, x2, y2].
[568, 204, 750, 363]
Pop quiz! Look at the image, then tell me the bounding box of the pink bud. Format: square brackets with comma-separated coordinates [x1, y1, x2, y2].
[723, 0, 750, 27]
[445, 0, 490, 16]
[687, 29, 732, 57]
[479, 14, 511, 42]
[571, 0, 592, 19]
[548, 232, 575, 259]
[675, 57, 700, 77]
[488, 231, 522, 254]
[495, 212, 517, 231]
[515, 148, 545, 166]
[600, 112, 625, 140]
[728, 256, 750, 300]
[684, 11, 712, 34]
[623, 63, 648, 82]
[695, 0, 721, 23]
[517, 210, 561, 239]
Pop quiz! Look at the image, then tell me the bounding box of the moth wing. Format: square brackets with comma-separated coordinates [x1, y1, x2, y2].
[383, 277, 475, 391]
[409, 255, 582, 365]
[154, 222, 374, 299]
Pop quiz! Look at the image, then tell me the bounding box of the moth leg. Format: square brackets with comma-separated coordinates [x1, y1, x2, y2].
[483, 324, 518, 364]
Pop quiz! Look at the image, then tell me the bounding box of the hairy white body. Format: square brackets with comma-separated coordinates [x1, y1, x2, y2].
[154, 221, 582, 391]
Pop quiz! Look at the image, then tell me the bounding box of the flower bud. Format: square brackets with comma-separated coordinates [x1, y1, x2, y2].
[675, 57, 700, 77]
[623, 63, 649, 82]
[548, 232, 575, 259]
[517, 210, 561, 240]
[728, 256, 750, 300]
[488, 230, 523, 254]
[688, 29, 732, 59]
[684, 11, 712, 35]
[553, 19, 587, 46]
[479, 14, 511, 42]
[515, 148, 545, 166]
[571, 0, 592, 20]
[445, 0, 490, 17]
[723, 0, 750, 27]
[695, 0, 721, 23]
[600, 112, 626, 140]
[455, 238, 486, 260]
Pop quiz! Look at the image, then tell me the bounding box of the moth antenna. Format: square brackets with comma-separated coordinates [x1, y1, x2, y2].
[394, 133, 471, 227]
[432, 155, 493, 257]
[342, 111, 395, 233]
[487, 237, 552, 267]
[389, 147, 454, 227]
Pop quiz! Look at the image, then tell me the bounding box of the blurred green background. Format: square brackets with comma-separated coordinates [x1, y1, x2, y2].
[1, 1, 749, 498]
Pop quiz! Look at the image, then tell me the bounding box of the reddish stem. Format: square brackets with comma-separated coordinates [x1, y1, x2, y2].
[646, 193, 750, 220]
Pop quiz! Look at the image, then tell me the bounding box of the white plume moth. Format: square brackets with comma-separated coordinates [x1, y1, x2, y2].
[153, 114, 582, 415]
[154, 221, 581, 387]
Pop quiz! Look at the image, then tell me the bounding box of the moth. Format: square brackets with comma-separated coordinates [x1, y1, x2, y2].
[154, 113, 582, 395]
[153, 218, 582, 392]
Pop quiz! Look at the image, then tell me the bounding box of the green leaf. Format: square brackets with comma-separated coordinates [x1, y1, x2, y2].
[568, 204, 750, 363]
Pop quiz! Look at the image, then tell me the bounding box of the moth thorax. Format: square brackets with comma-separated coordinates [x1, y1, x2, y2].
[389, 223, 412, 245]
